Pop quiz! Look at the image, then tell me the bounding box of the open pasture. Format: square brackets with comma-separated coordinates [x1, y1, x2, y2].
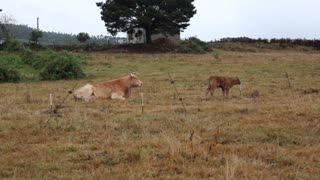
[0, 50, 320, 179]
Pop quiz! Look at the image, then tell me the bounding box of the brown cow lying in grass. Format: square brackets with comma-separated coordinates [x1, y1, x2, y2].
[206, 76, 241, 97]
[74, 73, 142, 102]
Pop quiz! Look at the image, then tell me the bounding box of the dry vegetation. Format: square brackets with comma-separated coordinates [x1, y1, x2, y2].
[0, 50, 320, 179]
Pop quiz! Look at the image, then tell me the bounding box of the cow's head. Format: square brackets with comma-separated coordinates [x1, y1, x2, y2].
[129, 73, 142, 87]
[233, 77, 241, 85]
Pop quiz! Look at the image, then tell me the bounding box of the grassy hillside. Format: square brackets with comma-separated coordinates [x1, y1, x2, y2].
[0, 51, 319, 179]
[1, 24, 126, 44]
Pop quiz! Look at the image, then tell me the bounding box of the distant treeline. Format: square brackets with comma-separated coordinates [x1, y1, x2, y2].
[0, 24, 127, 45]
[215, 37, 320, 49]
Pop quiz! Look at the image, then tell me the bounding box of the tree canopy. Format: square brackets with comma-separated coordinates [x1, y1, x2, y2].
[76, 32, 90, 43]
[96, 0, 196, 43]
[29, 30, 43, 44]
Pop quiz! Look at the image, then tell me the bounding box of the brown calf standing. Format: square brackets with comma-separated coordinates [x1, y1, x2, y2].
[206, 76, 241, 97]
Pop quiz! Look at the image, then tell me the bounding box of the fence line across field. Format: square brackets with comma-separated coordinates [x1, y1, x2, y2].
[41, 82, 79, 127]
[168, 72, 187, 113]
[141, 92, 144, 113]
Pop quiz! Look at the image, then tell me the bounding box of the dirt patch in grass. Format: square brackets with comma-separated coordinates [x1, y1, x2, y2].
[303, 88, 320, 95]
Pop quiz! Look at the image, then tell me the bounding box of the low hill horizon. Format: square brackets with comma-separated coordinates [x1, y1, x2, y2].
[0, 24, 127, 45]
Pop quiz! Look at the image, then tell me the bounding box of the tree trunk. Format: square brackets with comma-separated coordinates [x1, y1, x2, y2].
[145, 27, 152, 44]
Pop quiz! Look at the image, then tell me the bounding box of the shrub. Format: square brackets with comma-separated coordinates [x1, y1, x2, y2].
[1, 50, 86, 82]
[22, 50, 51, 69]
[40, 55, 85, 80]
[0, 66, 20, 82]
[3, 39, 25, 51]
[0, 54, 25, 69]
[22, 50, 87, 70]
[176, 37, 212, 54]
[212, 51, 219, 59]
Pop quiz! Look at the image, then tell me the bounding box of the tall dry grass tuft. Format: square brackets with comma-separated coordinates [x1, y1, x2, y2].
[225, 155, 243, 180]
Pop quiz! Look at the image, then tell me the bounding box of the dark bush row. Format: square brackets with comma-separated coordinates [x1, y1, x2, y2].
[216, 37, 320, 49]
[0, 38, 114, 52]
[42, 43, 114, 52]
[176, 37, 213, 54]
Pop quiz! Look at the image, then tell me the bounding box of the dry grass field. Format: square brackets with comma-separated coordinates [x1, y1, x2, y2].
[1, 50, 320, 179]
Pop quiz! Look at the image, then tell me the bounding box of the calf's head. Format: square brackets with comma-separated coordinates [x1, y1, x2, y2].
[129, 73, 142, 87]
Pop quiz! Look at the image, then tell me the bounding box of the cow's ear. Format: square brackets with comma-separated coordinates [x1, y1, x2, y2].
[129, 73, 133, 77]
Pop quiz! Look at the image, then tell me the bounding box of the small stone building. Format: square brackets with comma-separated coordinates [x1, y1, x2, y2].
[127, 28, 180, 45]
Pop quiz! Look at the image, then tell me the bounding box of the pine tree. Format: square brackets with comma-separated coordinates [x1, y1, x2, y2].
[96, 0, 196, 44]
[30, 30, 43, 44]
[76, 32, 90, 43]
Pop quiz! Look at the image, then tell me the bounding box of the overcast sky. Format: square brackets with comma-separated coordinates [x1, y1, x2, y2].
[1, 0, 320, 41]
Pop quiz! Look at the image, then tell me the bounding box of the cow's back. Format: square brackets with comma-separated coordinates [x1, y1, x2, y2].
[93, 78, 128, 98]
[209, 76, 223, 87]
[93, 82, 114, 99]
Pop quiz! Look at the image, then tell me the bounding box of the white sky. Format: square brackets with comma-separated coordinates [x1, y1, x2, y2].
[1, 0, 320, 41]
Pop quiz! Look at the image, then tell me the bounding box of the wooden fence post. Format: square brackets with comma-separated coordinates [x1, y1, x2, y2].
[141, 92, 144, 113]
[50, 93, 53, 112]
